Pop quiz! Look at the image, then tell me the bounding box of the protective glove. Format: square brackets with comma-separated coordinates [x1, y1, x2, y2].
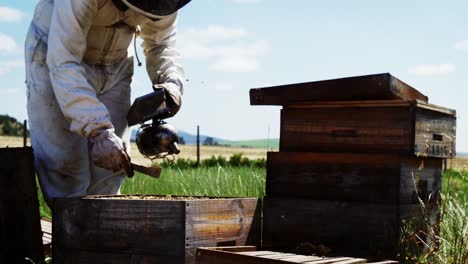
[153, 82, 182, 118]
[89, 128, 132, 176]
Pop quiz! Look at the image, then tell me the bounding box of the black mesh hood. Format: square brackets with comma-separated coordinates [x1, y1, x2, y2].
[122, 0, 191, 17]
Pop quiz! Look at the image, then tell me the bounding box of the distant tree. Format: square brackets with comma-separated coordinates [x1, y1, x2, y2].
[0, 115, 29, 136]
[2, 121, 12, 135]
[179, 136, 186, 145]
[203, 137, 214, 146]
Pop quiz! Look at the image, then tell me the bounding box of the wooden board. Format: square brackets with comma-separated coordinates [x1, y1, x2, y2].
[266, 152, 442, 204]
[196, 247, 399, 264]
[250, 73, 428, 106]
[41, 218, 52, 256]
[266, 153, 399, 203]
[52, 196, 261, 264]
[262, 197, 398, 256]
[279, 101, 456, 158]
[413, 107, 456, 158]
[262, 197, 436, 258]
[0, 147, 44, 263]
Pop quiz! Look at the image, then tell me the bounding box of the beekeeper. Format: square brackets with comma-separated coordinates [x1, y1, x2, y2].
[25, 0, 189, 204]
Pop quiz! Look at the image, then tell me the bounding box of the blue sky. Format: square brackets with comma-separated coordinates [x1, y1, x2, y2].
[0, 0, 467, 152]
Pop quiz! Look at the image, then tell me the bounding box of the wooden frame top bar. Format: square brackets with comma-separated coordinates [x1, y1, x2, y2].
[250, 73, 429, 106]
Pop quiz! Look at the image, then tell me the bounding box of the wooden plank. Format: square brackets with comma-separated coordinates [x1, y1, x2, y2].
[262, 253, 298, 260]
[53, 197, 261, 264]
[196, 247, 292, 264]
[262, 197, 399, 258]
[273, 255, 323, 262]
[279, 102, 455, 158]
[240, 251, 283, 256]
[0, 147, 44, 263]
[366, 261, 399, 264]
[266, 152, 443, 204]
[41, 219, 52, 232]
[204, 246, 257, 253]
[414, 107, 456, 158]
[285, 100, 412, 108]
[53, 249, 185, 264]
[266, 152, 400, 203]
[399, 158, 442, 204]
[185, 198, 261, 248]
[303, 258, 354, 263]
[279, 107, 413, 154]
[53, 197, 187, 257]
[250, 73, 428, 106]
[415, 100, 456, 115]
[196, 248, 399, 264]
[332, 259, 367, 264]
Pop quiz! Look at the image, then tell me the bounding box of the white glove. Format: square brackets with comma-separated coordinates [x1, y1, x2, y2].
[89, 128, 132, 175]
[153, 82, 182, 118]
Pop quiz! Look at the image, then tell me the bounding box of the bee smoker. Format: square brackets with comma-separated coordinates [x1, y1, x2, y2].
[127, 88, 180, 159]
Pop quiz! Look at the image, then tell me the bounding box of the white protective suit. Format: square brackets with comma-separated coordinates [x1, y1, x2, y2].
[25, 0, 184, 203]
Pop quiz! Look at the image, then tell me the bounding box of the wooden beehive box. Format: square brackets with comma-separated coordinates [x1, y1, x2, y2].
[250, 73, 456, 258]
[0, 147, 44, 263]
[52, 196, 261, 264]
[251, 74, 456, 158]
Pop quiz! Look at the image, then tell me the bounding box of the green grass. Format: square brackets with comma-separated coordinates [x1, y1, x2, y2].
[398, 169, 467, 264]
[436, 169, 467, 264]
[121, 166, 266, 198]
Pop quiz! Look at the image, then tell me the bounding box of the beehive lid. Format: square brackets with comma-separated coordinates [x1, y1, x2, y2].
[250, 73, 428, 106]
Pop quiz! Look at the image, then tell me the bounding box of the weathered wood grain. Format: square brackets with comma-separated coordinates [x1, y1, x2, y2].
[250, 73, 428, 106]
[0, 147, 44, 263]
[399, 158, 442, 204]
[185, 198, 261, 248]
[53, 249, 185, 264]
[53, 196, 261, 264]
[280, 106, 412, 154]
[266, 152, 400, 203]
[53, 198, 187, 257]
[414, 107, 456, 158]
[262, 198, 400, 257]
[266, 152, 442, 204]
[262, 197, 438, 258]
[196, 247, 397, 264]
[279, 101, 456, 158]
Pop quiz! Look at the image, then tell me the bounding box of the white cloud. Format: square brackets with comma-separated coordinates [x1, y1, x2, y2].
[0, 60, 24, 76]
[408, 64, 456, 76]
[0, 6, 25, 22]
[455, 40, 468, 52]
[0, 32, 20, 55]
[178, 26, 271, 73]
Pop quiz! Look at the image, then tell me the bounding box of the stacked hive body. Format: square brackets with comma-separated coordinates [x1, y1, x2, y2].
[250, 73, 457, 257]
